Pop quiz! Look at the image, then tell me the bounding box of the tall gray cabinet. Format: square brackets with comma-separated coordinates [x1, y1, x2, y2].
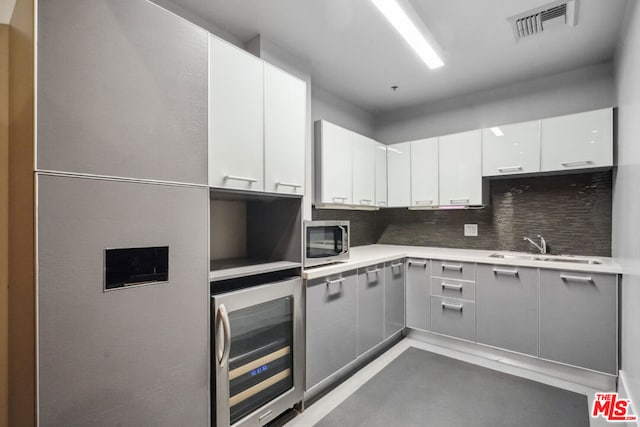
[35, 0, 210, 425]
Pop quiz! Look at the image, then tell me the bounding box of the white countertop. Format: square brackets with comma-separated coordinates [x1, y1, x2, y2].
[302, 244, 622, 280]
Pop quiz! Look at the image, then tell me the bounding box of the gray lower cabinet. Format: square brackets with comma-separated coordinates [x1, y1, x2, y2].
[37, 0, 208, 184]
[476, 265, 539, 356]
[405, 259, 430, 331]
[306, 272, 358, 389]
[37, 174, 209, 426]
[357, 265, 385, 356]
[539, 270, 617, 374]
[384, 259, 406, 338]
[431, 296, 476, 342]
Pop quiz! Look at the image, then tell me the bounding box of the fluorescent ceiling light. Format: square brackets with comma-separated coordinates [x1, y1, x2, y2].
[490, 127, 504, 137]
[370, 0, 444, 69]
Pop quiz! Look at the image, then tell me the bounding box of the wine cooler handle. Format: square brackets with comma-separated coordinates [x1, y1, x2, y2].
[217, 304, 231, 368]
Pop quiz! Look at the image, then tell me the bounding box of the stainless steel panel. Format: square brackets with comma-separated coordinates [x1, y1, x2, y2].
[539, 270, 617, 374]
[430, 296, 476, 342]
[306, 273, 357, 389]
[384, 260, 405, 339]
[405, 259, 430, 331]
[357, 264, 385, 356]
[37, 0, 208, 184]
[431, 277, 476, 301]
[431, 260, 476, 282]
[37, 174, 209, 426]
[476, 265, 538, 356]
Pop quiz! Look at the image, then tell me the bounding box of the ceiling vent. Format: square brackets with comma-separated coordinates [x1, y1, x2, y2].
[508, 0, 579, 41]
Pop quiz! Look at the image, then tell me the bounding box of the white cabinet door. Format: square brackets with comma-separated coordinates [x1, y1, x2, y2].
[540, 108, 613, 172]
[439, 130, 483, 206]
[352, 135, 376, 207]
[387, 142, 411, 207]
[209, 36, 264, 191]
[482, 121, 541, 176]
[410, 137, 439, 207]
[375, 143, 388, 208]
[315, 121, 353, 205]
[264, 64, 306, 195]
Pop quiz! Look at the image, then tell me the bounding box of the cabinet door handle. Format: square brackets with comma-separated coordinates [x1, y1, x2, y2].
[442, 302, 463, 312]
[441, 263, 463, 271]
[492, 268, 519, 276]
[359, 199, 372, 205]
[326, 278, 345, 286]
[390, 262, 404, 268]
[560, 274, 593, 284]
[276, 182, 301, 188]
[224, 175, 258, 183]
[378, 201, 387, 206]
[408, 260, 427, 268]
[366, 268, 380, 274]
[441, 282, 463, 292]
[497, 166, 523, 173]
[415, 200, 434, 205]
[332, 197, 348, 203]
[450, 198, 470, 204]
[561, 160, 593, 167]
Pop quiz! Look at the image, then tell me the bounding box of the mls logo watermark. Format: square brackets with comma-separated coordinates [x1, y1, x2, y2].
[592, 392, 637, 423]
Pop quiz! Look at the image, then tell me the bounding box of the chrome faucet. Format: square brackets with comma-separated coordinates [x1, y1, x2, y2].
[523, 235, 547, 254]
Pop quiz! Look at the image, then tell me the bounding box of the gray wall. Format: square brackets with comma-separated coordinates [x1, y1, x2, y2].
[311, 84, 376, 139]
[375, 62, 615, 144]
[314, 171, 613, 257]
[614, 0, 640, 415]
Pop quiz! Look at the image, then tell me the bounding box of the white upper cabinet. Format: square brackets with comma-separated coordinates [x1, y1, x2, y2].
[315, 121, 353, 205]
[410, 138, 439, 207]
[482, 120, 541, 176]
[264, 63, 307, 195]
[439, 130, 483, 206]
[387, 142, 411, 207]
[375, 143, 388, 207]
[352, 134, 376, 207]
[209, 35, 264, 191]
[540, 108, 613, 172]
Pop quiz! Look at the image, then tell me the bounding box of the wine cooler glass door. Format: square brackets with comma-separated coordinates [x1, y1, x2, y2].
[213, 277, 303, 427]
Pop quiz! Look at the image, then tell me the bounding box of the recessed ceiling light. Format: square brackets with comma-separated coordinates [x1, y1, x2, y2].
[370, 0, 444, 69]
[490, 127, 504, 137]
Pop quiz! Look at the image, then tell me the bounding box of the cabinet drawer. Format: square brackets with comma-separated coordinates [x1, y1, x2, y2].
[430, 296, 476, 342]
[431, 277, 475, 301]
[431, 260, 475, 281]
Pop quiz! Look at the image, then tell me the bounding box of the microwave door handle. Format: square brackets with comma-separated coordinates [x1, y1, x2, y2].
[339, 226, 348, 254]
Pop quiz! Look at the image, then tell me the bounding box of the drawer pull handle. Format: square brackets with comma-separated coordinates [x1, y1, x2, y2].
[561, 160, 593, 167]
[497, 166, 523, 173]
[366, 268, 380, 274]
[442, 264, 463, 271]
[326, 278, 345, 286]
[442, 282, 463, 292]
[224, 175, 258, 183]
[492, 268, 519, 276]
[560, 274, 593, 284]
[391, 262, 404, 268]
[442, 302, 463, 312]
[408, 260, 428, 268]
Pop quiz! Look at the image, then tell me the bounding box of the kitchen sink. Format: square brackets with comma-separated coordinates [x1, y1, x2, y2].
[488, 253, 602, 265]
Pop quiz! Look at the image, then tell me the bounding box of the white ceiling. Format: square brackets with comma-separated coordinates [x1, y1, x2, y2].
[166, 0, 628, 114]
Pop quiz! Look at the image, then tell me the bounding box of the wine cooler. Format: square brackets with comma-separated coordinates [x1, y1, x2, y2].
[211, 276, 304, 427]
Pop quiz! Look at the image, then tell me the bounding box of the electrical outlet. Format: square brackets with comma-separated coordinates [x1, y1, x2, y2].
[464, 224, 478, 237]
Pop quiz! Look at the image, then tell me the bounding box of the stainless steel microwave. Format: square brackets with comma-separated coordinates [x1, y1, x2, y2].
[304, 220, 350, 267]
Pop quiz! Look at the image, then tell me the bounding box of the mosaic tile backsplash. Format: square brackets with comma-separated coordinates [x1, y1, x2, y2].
[313, 171, 612, 256]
